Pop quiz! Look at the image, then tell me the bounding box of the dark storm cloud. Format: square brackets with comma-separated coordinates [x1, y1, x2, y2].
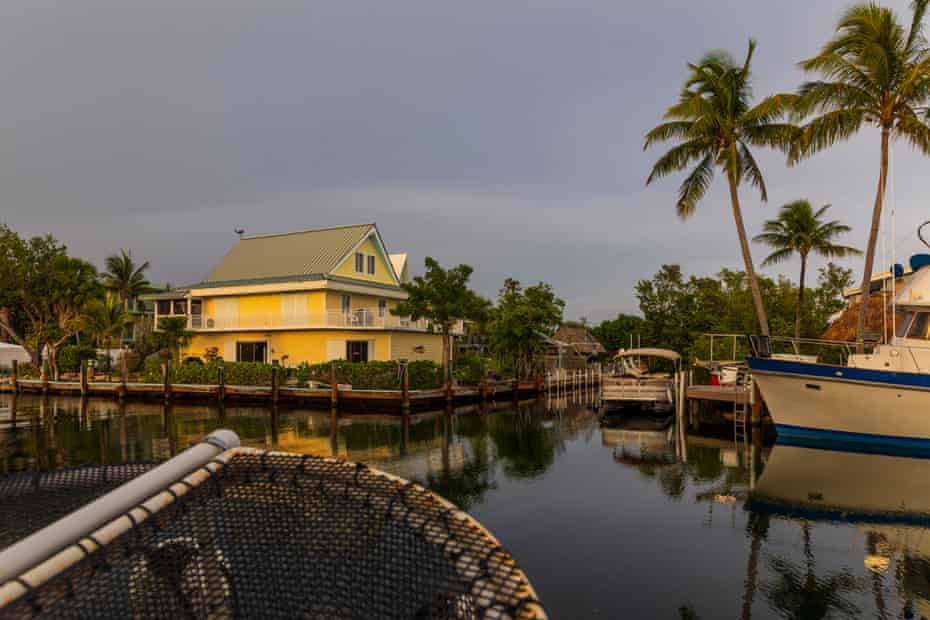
[0, 0, 924, 320]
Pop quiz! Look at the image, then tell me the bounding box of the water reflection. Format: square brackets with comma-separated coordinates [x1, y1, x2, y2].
[5, 393, 930, 618]
[749, 444, 930, 619]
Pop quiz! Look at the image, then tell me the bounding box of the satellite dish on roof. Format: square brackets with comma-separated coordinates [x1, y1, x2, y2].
[234, 228, 245, 238]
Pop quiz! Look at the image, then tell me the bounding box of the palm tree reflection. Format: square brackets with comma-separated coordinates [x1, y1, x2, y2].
[762, 522, 860, 619]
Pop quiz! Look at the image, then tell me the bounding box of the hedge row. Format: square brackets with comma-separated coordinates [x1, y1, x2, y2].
[298, 360, 443, 390]
[140, 358, 445, 390]
[142, 358, 273, 386]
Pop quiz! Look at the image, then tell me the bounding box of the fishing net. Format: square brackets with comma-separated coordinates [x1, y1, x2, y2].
[0, 464, 158, 550]
[0, 449, 546, 619]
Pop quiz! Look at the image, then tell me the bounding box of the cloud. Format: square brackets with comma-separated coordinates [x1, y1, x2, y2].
[0, 0, 922, 321]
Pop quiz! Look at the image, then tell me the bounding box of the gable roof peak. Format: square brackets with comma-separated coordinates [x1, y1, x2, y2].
[241, 223, 374, 241]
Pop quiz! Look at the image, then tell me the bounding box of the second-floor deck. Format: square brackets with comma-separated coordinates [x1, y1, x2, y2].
[175, 309, 459, 333]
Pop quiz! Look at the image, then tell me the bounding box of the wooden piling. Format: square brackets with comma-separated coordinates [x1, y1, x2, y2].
[401, 361, 410, 415]
[10, 360, 17, 393]
[480, 371, 488, 402]
[445, 378, 453, 406]
[118, 353, 128, 399]
[162, 361, 172, 401]
[41, 359, 49, 394]
[217, 362, 225, 403]
[271, 362, 280, 403]
[80, 360, 88, 395]
[330, 361, 338, 412]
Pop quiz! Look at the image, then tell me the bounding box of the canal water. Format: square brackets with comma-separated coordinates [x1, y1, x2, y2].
[2, 392, 929, 618]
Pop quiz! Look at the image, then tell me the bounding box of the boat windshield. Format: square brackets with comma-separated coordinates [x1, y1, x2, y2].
[906, 312, 930, 340]
[897, 311, 915, 338]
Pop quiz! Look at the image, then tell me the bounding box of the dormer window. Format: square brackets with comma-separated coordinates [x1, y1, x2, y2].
[355, 252, 365, 273]
[367, 255, 375, 275]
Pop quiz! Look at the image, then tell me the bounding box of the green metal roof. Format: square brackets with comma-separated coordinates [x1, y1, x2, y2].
[204, 224, 375, 284]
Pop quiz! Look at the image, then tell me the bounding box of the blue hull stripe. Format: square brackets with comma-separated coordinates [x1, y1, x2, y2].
[747, 356, 930, 390]
[775, 424, 930, 457]
[745, 496, 930, 527]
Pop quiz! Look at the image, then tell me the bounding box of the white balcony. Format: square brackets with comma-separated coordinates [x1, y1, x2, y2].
[186, 309, 441, 333]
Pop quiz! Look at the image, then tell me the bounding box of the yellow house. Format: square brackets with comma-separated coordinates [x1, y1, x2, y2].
[144, 224, 448, 366]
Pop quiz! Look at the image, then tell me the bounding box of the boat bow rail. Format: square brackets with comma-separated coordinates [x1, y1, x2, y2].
[0, 431, 546, 620]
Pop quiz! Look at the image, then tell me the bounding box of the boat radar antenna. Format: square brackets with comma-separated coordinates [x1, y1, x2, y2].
[919, 221, 930, 250]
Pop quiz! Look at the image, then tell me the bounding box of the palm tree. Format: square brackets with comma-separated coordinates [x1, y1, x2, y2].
[102, 249, 152, 311]
[790, 1, 930, 347]
[646, 40, 798, 337]
[79, 293, 136, 378]
[754, 201, 861, 344]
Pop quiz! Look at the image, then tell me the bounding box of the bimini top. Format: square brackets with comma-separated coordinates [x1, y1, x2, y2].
[616, 348, 681, 362]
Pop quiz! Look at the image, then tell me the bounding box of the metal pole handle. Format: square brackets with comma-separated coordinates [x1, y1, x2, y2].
[0, 429, 240, 584]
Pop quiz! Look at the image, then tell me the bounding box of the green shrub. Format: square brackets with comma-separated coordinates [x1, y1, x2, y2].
[223, 362, 273, 386]
[142, 358, 443, 390]
[299, 360, 444, 390]
[408, 360, 443, 390]
[295, 362, 311, 388]
[58, 345, 97, 373]
[142, 359, 274, 386]
[452, 353, 485, 385]
[15, 363, 40, 379]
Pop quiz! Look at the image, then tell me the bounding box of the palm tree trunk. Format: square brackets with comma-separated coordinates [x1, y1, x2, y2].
[726, 168, 770, 336]
[740, 525, 762, 620]
[104, 335, 112, 381]
[856, 127, 890, 350]
[795, 254, 807, 346]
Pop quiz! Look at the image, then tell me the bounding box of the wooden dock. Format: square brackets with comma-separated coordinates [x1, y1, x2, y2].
[0, 367, 601, 415]
[686, 384, 750, 405]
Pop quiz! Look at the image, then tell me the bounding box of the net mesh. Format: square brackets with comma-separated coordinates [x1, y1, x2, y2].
[0, 464, 158, 550]
[0, 450, 545, 619]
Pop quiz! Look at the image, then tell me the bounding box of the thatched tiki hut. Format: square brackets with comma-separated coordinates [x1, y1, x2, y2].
[544, 325, 606, 370]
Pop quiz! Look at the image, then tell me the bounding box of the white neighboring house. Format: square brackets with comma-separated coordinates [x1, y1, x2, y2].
[0, 343, 31, 369]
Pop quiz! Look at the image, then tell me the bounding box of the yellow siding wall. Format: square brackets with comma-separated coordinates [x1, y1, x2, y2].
[201, 291, 326, 323]
[390, 332, 444, 364]
[187, 330, 443, 366]
[331, 236, 397, 285]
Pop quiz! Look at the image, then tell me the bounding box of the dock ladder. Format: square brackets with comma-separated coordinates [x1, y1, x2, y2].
[733, 369, 752, 447]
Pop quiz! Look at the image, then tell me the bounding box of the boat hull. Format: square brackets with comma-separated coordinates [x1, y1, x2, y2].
[748, 357, 930, 451]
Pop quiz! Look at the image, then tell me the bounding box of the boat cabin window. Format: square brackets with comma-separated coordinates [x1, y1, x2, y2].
[906, 312, 930, 340]
[897, 311, 915, 338]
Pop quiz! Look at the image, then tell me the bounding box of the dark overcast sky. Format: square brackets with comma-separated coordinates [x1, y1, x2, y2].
[2, 0, 927, 321]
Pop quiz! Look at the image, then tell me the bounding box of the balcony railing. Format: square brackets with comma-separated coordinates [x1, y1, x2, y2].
[185, 309, 447, 333]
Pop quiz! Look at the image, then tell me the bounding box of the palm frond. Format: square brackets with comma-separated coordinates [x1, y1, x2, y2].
[737, 142, 767, 202]
[906, 0, 929, 55]
[644, 121, 695, 150]
[895, 109, 930, 154]
[676, 154, 714, 218]
[759, 247, 795, 267]
[646, 139, 710, 185]
[795, 80, 876, 117]
[798, 54, 878, 95]
[790, 108, 867, 163]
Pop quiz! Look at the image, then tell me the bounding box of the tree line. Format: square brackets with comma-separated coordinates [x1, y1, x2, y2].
[592, 263, 854, 362]
[0, 224, 153, 377]
[645, 0, 930, 347]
